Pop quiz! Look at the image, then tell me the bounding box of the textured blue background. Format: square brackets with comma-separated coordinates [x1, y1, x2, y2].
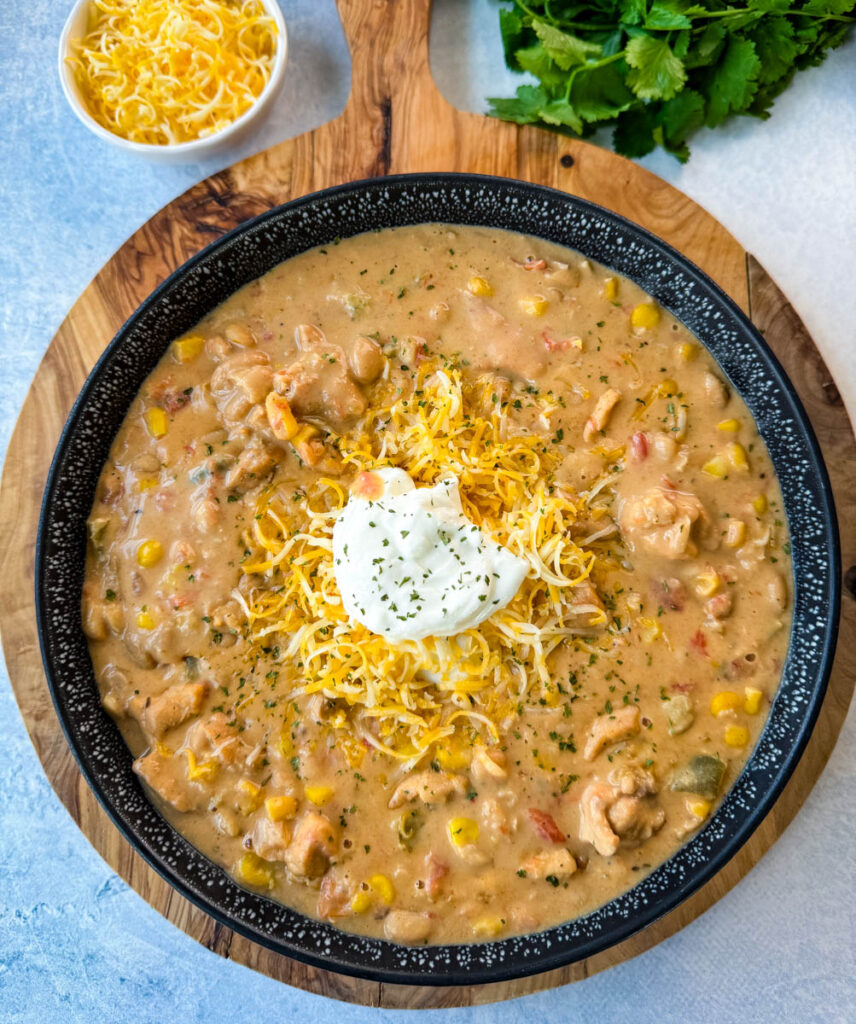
[1, 2, 854, 1022]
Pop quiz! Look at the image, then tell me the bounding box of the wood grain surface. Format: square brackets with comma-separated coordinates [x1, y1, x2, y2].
[1, 0, 853, 1009]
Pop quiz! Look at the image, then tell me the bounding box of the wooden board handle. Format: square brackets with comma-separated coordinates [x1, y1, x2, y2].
[337, 0, 446, 164]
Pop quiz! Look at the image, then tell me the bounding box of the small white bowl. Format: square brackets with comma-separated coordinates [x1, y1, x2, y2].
[58, 0, 288, 163]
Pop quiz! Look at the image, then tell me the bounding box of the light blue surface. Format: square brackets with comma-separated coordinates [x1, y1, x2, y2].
[1, 2, 854, 1022]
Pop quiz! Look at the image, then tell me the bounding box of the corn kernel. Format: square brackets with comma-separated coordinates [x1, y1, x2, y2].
[136, 476, 158, 492]
[727, 442, 750, 472]
[144, 407, 168, 438]
[265, 795, 298, 822]
[186, 749, 218, 782]
[725, 724, 750, 748]
[723, 520, 746, 548]
[448, 817, 479, 846]
[744, 687, 764, 715]
[472, 915, 504, 938]
[630, 302, 661, 330]
[369, 874, 395, 905]
[519, 295, 548, 317]
[695, 571, 721, 598]
[136, 611, 155, 630]
[265, 392, 299, 441]
[638, 616, 662, 642]
[237, 778, 262, 814]
[304, 785, 333, 806]
[236, 852, 274, 889]
[136, 539, 163, 568]
[435, 739, 469, 772]
[753, 494, 768, 514]
[603, 277, 619, 301]
[467, 276, 493, 297]
[173, 334, 205, 363]
[710, 691, 742, 717]
[717, 418, 740, 432]
[677, 342, 698, 362]
[350, 890, 372, 914]
[702, 455, 728, 478]
[569, 335, 584, 350]
[687, 798, 711, 819]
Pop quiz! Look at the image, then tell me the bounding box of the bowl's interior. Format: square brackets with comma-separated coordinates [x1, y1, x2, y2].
[36, 174, 839, 985]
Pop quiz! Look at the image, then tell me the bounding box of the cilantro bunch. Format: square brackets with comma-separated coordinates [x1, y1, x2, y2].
[488, 0, 854, 161]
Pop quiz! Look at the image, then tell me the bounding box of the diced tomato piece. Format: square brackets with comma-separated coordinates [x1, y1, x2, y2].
[542, 331, 570, 353]
[527, 808, 565, 843]
[689, 629, 708, 656]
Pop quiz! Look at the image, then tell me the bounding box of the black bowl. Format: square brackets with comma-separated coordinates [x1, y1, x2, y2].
[36, 173, 840, 986]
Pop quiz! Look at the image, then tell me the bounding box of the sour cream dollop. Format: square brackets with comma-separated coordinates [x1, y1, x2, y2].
[332, 467, 528, 642]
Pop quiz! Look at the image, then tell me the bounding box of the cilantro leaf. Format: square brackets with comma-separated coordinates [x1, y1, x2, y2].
[531, 19, 601, 69]
[571, 64, 635, 123]
[487, 85, 550, 125]
[613, 107, 658, 158]
[488, 0, 855, 161]
[704, 37, 762, 127]
[750, 17, 800, 85]
[626, 36, 687, 100]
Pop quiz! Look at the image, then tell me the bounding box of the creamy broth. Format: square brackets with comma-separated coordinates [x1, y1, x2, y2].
[83, 225, 791, 945]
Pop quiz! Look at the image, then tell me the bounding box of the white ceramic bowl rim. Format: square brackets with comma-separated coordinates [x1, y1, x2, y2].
[57, 0, 288, 155]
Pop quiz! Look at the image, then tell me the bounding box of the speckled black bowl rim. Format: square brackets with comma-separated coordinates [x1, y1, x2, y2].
[36, 172, 840, 988]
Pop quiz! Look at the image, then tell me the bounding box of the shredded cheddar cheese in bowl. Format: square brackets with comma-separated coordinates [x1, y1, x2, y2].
[237, 363, 610, 771]
[66, 0, 280, 146]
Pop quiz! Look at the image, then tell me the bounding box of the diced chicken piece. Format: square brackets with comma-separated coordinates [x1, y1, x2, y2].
[470, 745, 507, 783]
[424, 853, 448, 899]
[607, 795, 666, 842]
[579, 772, 665, 857]
[273, 325, 366, 431]
[250, 817, 292, 862]
[461, 292, 546, 379]
[316, 872, 351, 919]
[579, 782, 620, 857]
[388, 771, 467, 809]
[583, 705, 640, 761]
[619, 486, 707, 559]
[224, 439, 277, 489]
[82, 592, 125, 640]
[480, 798, 510, 838]
[349, 336, 386, 383]
[610, 765, 657, 797]
[521, 847, 577, 880]
[133, 748, 195, 813]
[584, 388, 621, 442]
[185, 713, 251, 765]
[210, 351, 273, 428]
[706, 592, 733, 620]
[129, 681, 207, 738]
[284, 811, 339, 879]
[383, 909, 432, 945]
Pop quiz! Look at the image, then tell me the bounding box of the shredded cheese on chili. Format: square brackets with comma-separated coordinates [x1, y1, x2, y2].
[236, 365, 609, 770]
[68, 0, 278, 145]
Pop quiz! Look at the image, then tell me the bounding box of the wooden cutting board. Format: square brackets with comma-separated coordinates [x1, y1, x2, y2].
[1, 0, 853, 1009]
